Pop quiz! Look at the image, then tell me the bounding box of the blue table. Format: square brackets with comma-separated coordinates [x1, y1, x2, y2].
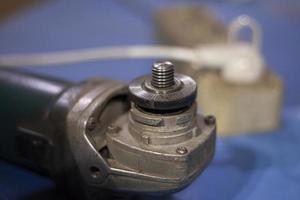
[0, 0, 300, 199]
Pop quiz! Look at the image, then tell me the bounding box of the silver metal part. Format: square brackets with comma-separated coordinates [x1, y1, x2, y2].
[129, 61, 197, 111]
[106, 101, 215, 187]
[64, 61, 215, 196]
[151, 61, 175, 88]
[0, 66, 215, 199]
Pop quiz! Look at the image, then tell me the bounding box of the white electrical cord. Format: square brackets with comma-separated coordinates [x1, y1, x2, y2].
[0, 15, 264, 84]
[0, 46, 199, 67]
[192, 15, 264, 83]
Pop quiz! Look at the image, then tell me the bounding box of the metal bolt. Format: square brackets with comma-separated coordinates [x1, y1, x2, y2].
[107, 124, 119, 134]
[90, 166, 101, 179]
[204, 115, 216, 126]
[176, 146, 188, 155]
[129, 61, 197, 110]
[87, 117, 96, 131]
[151, 61, 175, 89]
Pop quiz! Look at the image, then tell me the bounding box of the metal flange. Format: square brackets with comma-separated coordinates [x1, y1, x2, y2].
[129, 61, 197, 111]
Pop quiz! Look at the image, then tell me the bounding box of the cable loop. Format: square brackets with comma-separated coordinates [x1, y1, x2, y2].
[228, 15, 262, 49]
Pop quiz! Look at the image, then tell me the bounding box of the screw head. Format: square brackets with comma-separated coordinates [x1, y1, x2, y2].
[90, 166, 101, 179]
[176, 146, 188, 155]
[204, 115, 216, 126]
[87, 117, 96, 131]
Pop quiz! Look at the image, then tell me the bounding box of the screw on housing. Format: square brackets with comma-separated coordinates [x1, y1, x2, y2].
[87, 117, 96, 131]
[204, 115, 216, 125]
[176, 146, 188, 155]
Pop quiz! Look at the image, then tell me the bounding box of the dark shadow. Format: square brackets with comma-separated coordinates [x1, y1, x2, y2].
[18, 188, 65, 200]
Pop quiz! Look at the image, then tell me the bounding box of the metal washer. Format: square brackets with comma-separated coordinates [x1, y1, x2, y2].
[129, 74, 197, 111]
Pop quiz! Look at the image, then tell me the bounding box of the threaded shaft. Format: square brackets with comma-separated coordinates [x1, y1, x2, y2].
[151, 61, 175, 89]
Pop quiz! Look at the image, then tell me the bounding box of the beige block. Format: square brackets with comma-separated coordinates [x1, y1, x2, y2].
[155, 6, 227, 46]
[196, 70, 283, 136]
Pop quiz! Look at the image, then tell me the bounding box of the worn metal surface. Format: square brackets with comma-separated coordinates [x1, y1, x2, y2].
[129, 61, 197, 111]
[0, 65, 216, 199]
[0, 1, 299, 200]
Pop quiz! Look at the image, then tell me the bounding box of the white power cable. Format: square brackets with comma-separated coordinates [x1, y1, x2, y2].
[0, 46, 199, 67]
[0, 15, 264, 84]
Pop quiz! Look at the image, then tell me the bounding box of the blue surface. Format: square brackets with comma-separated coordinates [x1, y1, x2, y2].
[0, 0, 300, 199]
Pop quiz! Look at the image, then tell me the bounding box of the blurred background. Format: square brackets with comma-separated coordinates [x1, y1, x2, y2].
[0, 0, 300, 199]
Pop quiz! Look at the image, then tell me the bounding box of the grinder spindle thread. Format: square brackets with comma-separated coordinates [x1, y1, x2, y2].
[151, 61, 175, 89]
[129, 61, 197, 110]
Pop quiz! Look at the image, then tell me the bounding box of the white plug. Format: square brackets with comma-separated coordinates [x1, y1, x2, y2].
[222, 43, 264, 83]
[195, 15, 264, 84]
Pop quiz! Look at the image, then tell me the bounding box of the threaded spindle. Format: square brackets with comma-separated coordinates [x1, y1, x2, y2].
[151, 61, 175, 89]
